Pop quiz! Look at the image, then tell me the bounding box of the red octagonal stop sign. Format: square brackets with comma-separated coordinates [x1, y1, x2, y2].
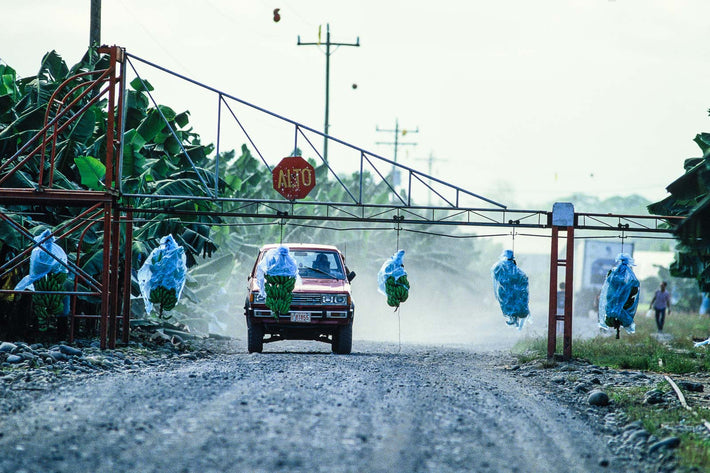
[272, 156, 316, 200]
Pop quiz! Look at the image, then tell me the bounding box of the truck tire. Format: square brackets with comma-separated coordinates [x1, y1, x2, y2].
[332, 323, 352, 354]
[247, 323, 264, 353]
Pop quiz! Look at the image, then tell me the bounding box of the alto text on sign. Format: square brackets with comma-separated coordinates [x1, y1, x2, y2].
[272, 156, 316, 200]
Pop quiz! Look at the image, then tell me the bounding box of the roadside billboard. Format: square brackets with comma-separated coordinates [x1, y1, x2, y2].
[581, 240, 634, 289]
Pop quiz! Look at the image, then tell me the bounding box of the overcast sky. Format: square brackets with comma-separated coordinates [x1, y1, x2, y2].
[3, 0, 710, 209]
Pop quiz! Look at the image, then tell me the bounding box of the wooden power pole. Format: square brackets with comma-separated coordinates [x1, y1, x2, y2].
[376, 119, 418, 186]
[90, 0, 101, 47]
[297, 24, 360, 163]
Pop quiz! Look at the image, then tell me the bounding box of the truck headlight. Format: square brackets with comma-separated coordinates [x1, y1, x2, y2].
[252, 292, 265, 303]
[322, 294, 348, 305]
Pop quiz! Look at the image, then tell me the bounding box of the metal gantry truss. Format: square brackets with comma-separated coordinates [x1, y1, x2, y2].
[0, 46, 681, 354]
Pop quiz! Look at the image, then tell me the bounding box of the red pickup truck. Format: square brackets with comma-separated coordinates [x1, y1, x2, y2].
[244, 243, 356, 354]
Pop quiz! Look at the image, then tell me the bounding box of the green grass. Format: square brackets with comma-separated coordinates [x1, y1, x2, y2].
[513, 311, 710, 373]
[513, 311, 710, 471]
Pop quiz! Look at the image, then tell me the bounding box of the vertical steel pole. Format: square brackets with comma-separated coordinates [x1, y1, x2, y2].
[99, 46, 118, 350]
[116, 47, 127, 193]
[105, 46, 116, 189]
[563, 227, 575, 360]
[216, 94, 222, 196]
[109, 204, 121, 348]
[121, 210, 133, 344]
[100, 202, 111, 349]
[548, 226, 559, 359]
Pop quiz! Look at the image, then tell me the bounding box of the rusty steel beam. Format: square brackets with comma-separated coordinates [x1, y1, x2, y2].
[0, 189, 114, 205]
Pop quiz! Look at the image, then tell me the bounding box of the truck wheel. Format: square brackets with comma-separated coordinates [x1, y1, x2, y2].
[248, 323, 264, 353]
[332, 323, 352, 354]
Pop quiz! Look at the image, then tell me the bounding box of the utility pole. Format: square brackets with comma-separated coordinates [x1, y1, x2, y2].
[414, 152, 448, 206]
[376, 119, 418, 186]
[90, 0, 101, 48]
[297, 24, 359, 163]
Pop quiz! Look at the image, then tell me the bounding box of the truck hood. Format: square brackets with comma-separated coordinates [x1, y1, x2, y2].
[249, 277, 350, 293]
[295, 278, 349, 293]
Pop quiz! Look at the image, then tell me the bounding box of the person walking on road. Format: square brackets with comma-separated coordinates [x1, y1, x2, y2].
[650, 281, 672, 332]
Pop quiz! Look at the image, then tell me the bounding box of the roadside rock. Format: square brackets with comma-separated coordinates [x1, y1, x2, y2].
[643, 389, 665, 405]
[648, 437, 681, 454]
[677, 381, 704, 393]
[58, 344, 82, 357]
[6, 354, 22, 364]
[588, 390, 610, 406]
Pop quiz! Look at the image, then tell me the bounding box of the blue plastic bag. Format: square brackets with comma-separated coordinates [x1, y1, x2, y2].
[700, 293, 710, 316]
[256, 246, 299, 297]
[137, 235, 187, 315]
[377, 250, 407, 295]
[14, 229, 68, 291]
[491, 250, 530, 329]
[598, 253, 639, 334]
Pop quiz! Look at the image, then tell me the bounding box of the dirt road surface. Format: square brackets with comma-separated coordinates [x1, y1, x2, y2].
[1, 340, 631, 473]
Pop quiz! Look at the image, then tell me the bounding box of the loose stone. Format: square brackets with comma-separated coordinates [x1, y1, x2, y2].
[648, 437, 681, 454]
[58, 345, 82, 357]
[643, 389, 665, 405]
[588, 390, 610, 407]
[676, 381, 703, 393]
[6, 354, 22, 364]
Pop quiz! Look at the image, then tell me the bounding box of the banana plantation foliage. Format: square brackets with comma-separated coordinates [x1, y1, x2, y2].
[649, 128, 710, 293]
[0, 49, 490, 337]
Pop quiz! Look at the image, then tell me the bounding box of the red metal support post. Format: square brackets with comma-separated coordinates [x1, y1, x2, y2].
[548, 225, 575, 360]
[547, 226, 559, 359]
[121, 210, 134, 344]
[563, 227, 574, 360]
[109, 204, 121, 348]
[100, 202, 112, 349]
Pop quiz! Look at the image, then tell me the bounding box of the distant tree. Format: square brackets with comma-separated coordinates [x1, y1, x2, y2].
[546, 193, 652, 215]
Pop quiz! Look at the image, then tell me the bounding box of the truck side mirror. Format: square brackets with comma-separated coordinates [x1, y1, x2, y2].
[347, 271, 356, 282]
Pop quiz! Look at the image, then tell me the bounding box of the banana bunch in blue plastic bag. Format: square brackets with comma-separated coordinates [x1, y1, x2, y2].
[378, 250, 410, 310]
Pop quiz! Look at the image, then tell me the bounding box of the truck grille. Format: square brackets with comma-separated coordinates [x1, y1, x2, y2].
[292, 293, 322, 305]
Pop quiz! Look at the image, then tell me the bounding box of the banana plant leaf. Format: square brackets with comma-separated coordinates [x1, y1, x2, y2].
[74, 155, 105, 190]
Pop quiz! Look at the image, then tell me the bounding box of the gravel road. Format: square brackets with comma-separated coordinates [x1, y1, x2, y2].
[0, 339, 652, 473]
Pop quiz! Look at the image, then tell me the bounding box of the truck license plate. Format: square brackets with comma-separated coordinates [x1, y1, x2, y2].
[291, 312, 311, 323]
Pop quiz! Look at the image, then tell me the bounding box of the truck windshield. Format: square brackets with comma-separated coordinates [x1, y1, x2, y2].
[290, 250, 345, 280]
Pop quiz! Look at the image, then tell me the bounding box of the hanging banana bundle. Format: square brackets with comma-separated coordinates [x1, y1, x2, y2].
[598, 253, 640, 338]
[385, 275, 410, 309]
[138, 234, 187, 319]
[33, 271, 67, 331]
[264, 274, 296, 318]
[148, 286, 178, 320]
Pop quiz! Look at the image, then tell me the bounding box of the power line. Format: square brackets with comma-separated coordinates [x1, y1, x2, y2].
[297, 23, 360, 163]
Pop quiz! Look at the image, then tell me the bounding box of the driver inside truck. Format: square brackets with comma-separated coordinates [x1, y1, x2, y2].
[314, 253, 331, 273]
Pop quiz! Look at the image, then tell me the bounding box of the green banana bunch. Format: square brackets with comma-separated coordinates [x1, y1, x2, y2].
[385, 275, 410, 309]
[33, 271, 68, 331]
[149, 285, 178, 319]
[264, 274, 296, 318]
